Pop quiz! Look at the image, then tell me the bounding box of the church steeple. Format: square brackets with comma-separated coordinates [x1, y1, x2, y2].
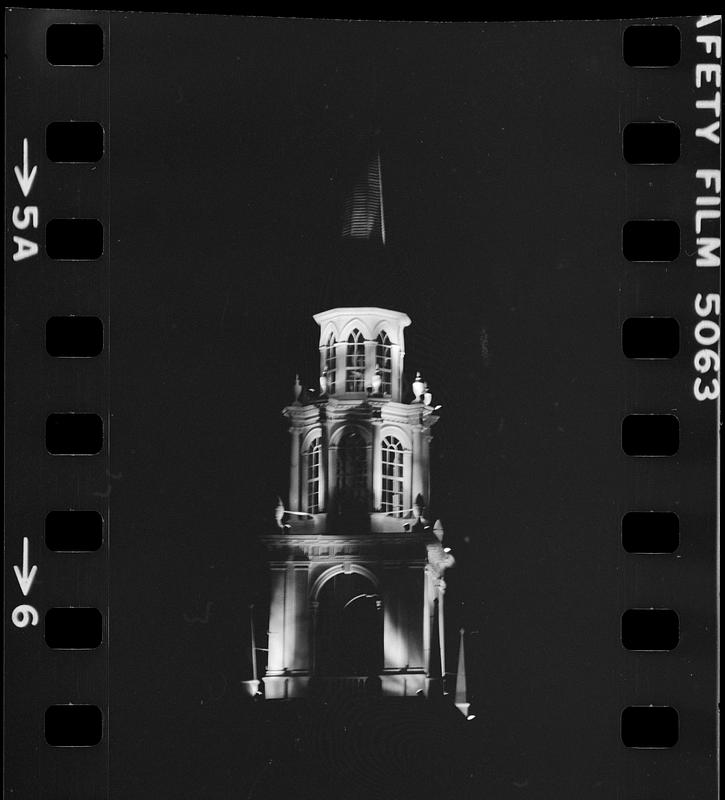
[256, 125, 460, 704]
[258, 306, 457, 701]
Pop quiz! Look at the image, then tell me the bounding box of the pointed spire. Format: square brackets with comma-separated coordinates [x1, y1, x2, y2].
[455, 627, 471, 718]
[342, 150, 386, 244]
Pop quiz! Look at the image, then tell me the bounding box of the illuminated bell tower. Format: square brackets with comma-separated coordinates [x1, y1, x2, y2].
[260, 306, 455, 700]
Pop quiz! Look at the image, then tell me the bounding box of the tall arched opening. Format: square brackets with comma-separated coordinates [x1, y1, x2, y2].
[315, 571, 382, 678]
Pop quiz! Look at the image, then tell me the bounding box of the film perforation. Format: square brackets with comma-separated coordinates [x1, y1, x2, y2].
[620, 705, 679, 748]
[45, 607, 103, 649]
[621, 413, 679, 456]
[46, 412, 104, 456]
[45, 704, 104, 747]
[45, 217, 104, 260]
[46, 121, 105, 163]
[621, 511, 680, 554]
[622, 121, 681, 165]
[46, 23, 104, 66]
[621, 608, 680, 651]
[622, 219, 681, 262]
[622, 317, 680, 359]
[623, 24, 681, 68]
[46, 315, 104, 358]
[45, 509, 104, 552]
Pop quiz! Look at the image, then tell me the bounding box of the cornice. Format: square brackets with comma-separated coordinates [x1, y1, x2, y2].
[259, 532, 436, 548]
[283, 397, 440, 427]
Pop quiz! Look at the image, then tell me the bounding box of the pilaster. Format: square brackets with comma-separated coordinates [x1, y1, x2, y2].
[289, 428, 301, 511]
[334, 341, 346, 393]
[364, 339, 376, 391]
[412, 425, 425, 503]
[267, 566, 286, 675]
[372, 419, 383, 509]
[390, 343, 403, 401]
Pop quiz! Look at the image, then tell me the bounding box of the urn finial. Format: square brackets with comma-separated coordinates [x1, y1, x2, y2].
[274, 496, 285, 528]
[412, 371, 425, 402]
[371, 365, 382, 395]
[413, 493, 426, 521]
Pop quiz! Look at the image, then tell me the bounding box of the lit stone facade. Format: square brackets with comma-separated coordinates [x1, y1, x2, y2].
[260, 307, 454, 700]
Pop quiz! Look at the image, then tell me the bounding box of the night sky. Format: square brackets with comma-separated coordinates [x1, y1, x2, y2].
[100, 15, 717, 799]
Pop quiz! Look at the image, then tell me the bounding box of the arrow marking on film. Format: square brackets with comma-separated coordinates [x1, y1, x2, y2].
[13, 537, 38, 597]
[14, 138, 37, 197]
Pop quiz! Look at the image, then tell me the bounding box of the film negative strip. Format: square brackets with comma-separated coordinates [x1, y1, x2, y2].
[4, 11, 720, 800]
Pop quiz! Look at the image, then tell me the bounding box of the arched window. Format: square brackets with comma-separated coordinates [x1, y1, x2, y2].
[345, 329, 365, 392]
[337, 429, 368, 509]
[305, 438, 322, 513]
[376, 331, 392, 395]
[381, 436, 404, 513]
[324, 333, 336, 395]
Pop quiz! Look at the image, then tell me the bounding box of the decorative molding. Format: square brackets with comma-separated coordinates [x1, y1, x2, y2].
[260, 531, 436, 547]
[309, 562, 380, 600]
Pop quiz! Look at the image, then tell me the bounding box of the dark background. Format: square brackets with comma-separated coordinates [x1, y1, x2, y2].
[4, 11, 717, 800]
[107, 16, 717, 799]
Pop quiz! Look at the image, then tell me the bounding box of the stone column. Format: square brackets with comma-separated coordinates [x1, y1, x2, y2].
[364, 339, 376, 391]
[403, 448, 413, 512]
[310, 600, 319, 675]
[372, 420, 382, 510]
[390, 344, 403, 402]
[290, 566, 310, 672]
[327, 438, 338, 518]
[411, 425, 424, 505]
[266, 566, 286, 675]
[375, 598, 384, 673]
[283, 565, 297, 672]
[366, 440, 374, 512]
[422, 431, 433, 505]
[317, 344, 325, 381]
[335, 341, 346, 393]
[438, 578, 447, 688]
[289, 428, 301, 511]
[319, 434, 328, 513]
[423, 566, 431, 675]
[383, 567, 403, 670]
[427, 596, 442, 696]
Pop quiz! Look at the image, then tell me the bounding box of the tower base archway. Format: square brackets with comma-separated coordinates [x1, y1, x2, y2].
[315, 571, 382, 678]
